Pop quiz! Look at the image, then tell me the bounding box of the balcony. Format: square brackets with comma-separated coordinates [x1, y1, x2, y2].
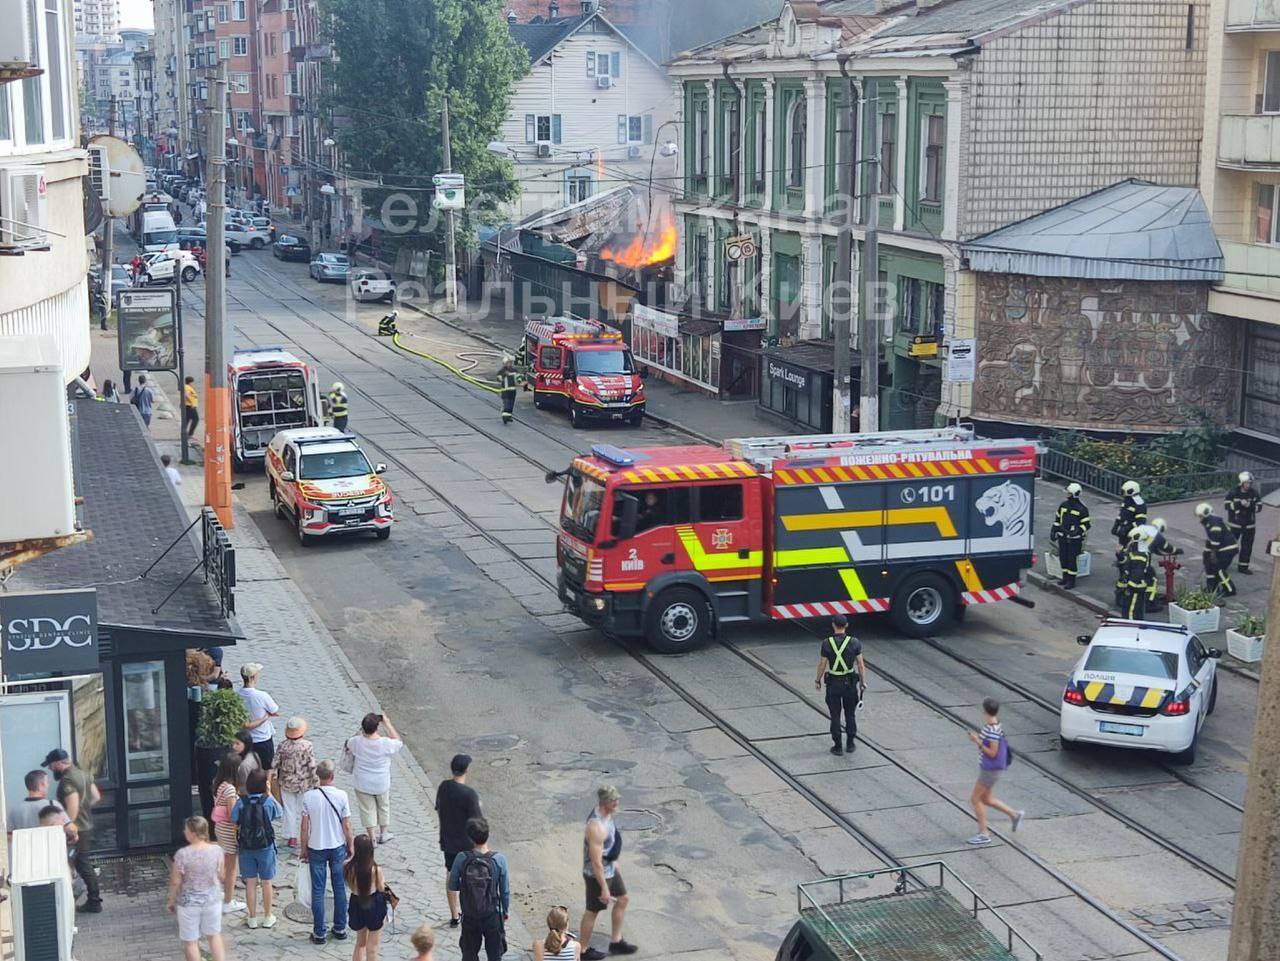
[1218, 240, 1280, 299]
[1226, 0, 1280, 30]
[1218, 114, 1280, 167]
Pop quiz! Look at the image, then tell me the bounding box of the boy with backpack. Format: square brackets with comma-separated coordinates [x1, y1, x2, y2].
[447, 817, 510, 961]
[231, 769, 284, 929]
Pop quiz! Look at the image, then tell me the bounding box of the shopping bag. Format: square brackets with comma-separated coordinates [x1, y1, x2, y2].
[296, 858, 311, 906]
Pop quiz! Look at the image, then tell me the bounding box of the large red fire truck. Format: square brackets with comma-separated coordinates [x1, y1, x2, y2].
[522, 317, 646, 428]
[552, 428, 1038, 652]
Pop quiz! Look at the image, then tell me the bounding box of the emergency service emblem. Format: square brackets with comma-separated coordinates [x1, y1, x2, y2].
[711, 528, 733, 549]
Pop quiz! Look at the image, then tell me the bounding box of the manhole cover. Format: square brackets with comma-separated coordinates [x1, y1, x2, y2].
[615, 808, 663, 833]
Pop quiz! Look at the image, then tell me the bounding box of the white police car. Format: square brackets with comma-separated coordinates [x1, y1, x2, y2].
[1060, 619, 1220, 764]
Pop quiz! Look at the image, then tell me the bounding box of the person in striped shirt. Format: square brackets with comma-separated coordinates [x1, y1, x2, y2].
[966, 697, 1023, 845]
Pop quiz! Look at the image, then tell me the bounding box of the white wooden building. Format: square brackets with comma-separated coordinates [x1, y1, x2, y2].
[503, 1, 676, 219]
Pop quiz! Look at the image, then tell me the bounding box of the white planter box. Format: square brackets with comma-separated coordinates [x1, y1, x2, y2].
[1226, 629, 1264, 662]
[1168, 603, 1221, 634]
[1045, 550, 1091, 579]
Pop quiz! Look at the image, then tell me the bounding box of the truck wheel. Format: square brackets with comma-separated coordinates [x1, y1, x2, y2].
[251, 238, 265, 249]
[1173, 731, 1197, 766]
[182, 266, 198, 282]
[628, 409, 644, 427]
[889, 572, 955, 637]
[1060, 735, 1080, 753]
[1207, 676, 1218, 715]
[645, 587, 711, 653]
[569, 403, 584, 428]
[270, 483, 285, 520]
[297, 513, 315, 547]
[375, 527, 391, 540]
[533, 393, 546, 410]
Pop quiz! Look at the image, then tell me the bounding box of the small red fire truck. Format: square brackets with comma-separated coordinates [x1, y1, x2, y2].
[522, 317, 646, 428]
[552, 428, 1038, 652]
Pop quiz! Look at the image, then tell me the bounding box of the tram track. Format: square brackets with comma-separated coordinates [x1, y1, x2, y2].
[224, 262, 1222, 960]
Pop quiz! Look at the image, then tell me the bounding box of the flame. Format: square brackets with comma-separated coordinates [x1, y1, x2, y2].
[600, 208, 677, 269]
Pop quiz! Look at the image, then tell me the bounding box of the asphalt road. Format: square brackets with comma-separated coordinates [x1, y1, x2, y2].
[147, 240, 1254, 961]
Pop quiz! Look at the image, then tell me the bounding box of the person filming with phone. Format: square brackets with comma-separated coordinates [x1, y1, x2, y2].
[343, 713, 404, 847]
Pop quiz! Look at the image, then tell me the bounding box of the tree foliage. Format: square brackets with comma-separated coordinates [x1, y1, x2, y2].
[323, 0, 526, 250]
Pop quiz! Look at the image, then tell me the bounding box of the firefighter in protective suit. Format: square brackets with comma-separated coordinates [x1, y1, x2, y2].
[514, 336, 530, 389]
[1225, 471, 1263, 574]
[1112, 480, 1147, 549]
[377, 310, 398, 336]
[1050, 483, 1091, 588]
[1196, 502, 1237, 598]
[497, 356, 518, 425]
[1119, 527, 1154, 620]
[326, 382, 350, 432]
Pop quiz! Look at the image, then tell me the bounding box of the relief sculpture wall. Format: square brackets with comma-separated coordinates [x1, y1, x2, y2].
[971, 275, 1237, 432]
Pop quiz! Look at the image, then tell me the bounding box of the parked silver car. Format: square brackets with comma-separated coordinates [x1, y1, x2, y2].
[310, 252, 350, 283]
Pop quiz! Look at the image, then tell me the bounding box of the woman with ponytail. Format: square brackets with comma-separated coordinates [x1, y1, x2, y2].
[533, 905, 580, 961]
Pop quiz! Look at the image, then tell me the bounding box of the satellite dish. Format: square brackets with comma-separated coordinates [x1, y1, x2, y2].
[82, 176, 104, 234]
[88, 135, 147, 218]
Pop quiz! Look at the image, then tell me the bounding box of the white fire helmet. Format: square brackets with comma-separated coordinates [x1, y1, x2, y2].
[1152, 517, 1168, 532]
[1135, 524, 1157, 551]
[1121, 480, 1141, 496]
[1195, 502, 1213, 519]
[1066, 482, 1083, 496]
[332, 382, 344, 392]
[1239, 471, 1253, 485]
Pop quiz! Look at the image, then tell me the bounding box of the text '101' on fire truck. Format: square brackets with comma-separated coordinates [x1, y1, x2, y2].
[523, 317, 647, 428]
[549, 427, 1039, 652]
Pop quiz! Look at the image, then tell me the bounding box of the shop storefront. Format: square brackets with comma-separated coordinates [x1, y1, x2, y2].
[758, 341, 860, 433]
[631, 303, 763, 399]
[2, 397, 238, 853]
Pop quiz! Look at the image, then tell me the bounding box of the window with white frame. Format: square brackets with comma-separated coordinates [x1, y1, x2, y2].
[3, 0, 74, 152]
[586, 51, 619, 78]
[878, 108, 895, 193]
[525, 113, 561, 144]
[1264, 51, 1280, 114]
[1255, 183, 1280, 244]
[232, 0, 246, 19]
[693, 100, 708, 178]
[218, 38, 230, 60]
[236, 109, 251, 130]
[751, 97, 766, 190]
[217, 4, 227, 21]
[920, 112, 943, 203]
[566, 171, 592, 204]
[234, 36, 249, 56]
[786, 95, 805, 188]
[617, 114, 651, 144]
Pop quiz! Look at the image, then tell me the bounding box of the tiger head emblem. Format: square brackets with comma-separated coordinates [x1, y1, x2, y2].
[976, 481, 1031, 537]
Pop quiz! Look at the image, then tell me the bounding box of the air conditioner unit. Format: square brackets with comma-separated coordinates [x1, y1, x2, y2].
[596, 75, 613, 89]
[0, 0, 31, 68]
[87, 144, 110, 202]
[627, 144, 642, 159]
[536, 142, 552, 158]
[10, 827, 75, 961]
[0, 166, 49, 249]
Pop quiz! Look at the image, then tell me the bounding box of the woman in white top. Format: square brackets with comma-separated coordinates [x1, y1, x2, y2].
[237, 663, 280, 772]
[344, 712, 404, 845]
[534, 906, 580, 961]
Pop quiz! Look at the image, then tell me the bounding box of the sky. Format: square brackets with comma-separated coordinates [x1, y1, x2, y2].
[121, 0, 153, 30]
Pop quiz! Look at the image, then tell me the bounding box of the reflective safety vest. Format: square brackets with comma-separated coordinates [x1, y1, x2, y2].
[328, 390, 349, 417]
[499, 367, 519, 392]
[825, 635, 856, 676]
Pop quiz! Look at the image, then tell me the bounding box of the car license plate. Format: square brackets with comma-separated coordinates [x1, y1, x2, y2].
[1099, 721, 1144, 736]
[335, 507, 364, 517]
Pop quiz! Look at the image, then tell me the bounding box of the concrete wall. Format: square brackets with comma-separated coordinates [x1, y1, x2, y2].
[970, 274, 1238, 431]
[961, 0, 1210, 239]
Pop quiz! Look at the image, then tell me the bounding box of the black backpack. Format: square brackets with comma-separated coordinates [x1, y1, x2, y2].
[459, 851, 498, 918]
[236, 795, 275, 851]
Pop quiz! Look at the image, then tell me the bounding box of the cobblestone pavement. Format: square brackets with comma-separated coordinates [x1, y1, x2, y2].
[73, 491, 531, 961]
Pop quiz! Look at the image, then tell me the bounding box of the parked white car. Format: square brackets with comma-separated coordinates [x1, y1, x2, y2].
[141, 250, 201, 284]
[350, 268, 396, 303]
[1060, 618, 1220, 764]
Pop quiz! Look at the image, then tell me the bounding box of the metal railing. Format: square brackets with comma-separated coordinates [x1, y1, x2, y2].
[795, 861, 1042, 961]
[1040, 447, 1280, 503]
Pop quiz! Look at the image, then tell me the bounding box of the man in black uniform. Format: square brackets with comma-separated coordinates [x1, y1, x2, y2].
[1050, 482, 1091, 589]
[1195, 502, 1238, 597]
[498, 356, 519, 425]
[1119, 528, 1153, 619]
[1111, 480, 1146, 549]
[1225, 471, 1263, 574]
[814, 615, 866, 756]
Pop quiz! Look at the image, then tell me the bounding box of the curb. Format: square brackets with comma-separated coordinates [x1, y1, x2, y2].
[400, 301, 721, 444]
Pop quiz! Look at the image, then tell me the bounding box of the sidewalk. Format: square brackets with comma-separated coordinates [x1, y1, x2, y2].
[418, 300, 1277, 653]
[74, 474, 528, 961]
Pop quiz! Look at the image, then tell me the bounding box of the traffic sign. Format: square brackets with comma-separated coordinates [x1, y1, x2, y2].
[725, 233, 756, 262]
[432, 173, 464, 187]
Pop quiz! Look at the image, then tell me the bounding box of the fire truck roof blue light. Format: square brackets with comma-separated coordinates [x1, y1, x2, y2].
[591, 444, 637, 467]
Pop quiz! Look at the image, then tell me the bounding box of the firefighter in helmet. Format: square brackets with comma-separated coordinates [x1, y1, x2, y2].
[498, 355, 519, 425]
[377, 310, 398, 337]
[1143, 519, 1181, 613]
[1050, 482, 1091, 589]
[327, 381, 350, 432]
[514, 336, 530, 389]
[1112, 480, 1147, 549]
[1225, 471, 1263, 574]
[1196, 502, 1237, 598]
[1119, 526, 1154, 620]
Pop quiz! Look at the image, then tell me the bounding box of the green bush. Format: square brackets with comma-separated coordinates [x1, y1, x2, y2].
[194, 688, 249, 748]
[1174, 586, 1218, 612]
[1235, 613, 1266, 637]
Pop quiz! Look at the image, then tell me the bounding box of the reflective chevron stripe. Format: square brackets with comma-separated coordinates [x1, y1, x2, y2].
[960, 582, 1021, 605]
[770, 599, 890, 619]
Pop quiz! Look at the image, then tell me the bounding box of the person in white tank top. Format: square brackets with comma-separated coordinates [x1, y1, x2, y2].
[533, 906, 580, 961]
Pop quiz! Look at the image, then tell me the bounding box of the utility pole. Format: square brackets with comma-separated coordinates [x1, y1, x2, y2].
[203, 62, 233, 528]
[832, 64, 854, 433]
[101, 96, 117, 324]
[1228, 551, 1280, 960]
[442, 95, 458, 312]
[858, 84, 880, 433]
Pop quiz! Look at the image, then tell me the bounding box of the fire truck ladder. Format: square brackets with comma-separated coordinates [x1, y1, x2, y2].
[525, 316, 619, 343]
[725, 427, 981, 471]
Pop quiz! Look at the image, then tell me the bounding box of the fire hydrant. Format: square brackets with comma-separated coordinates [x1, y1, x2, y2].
[1159, 552, 1181, 606]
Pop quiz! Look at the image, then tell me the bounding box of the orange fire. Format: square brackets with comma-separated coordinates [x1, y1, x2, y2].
[600, 208, 678, 269]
